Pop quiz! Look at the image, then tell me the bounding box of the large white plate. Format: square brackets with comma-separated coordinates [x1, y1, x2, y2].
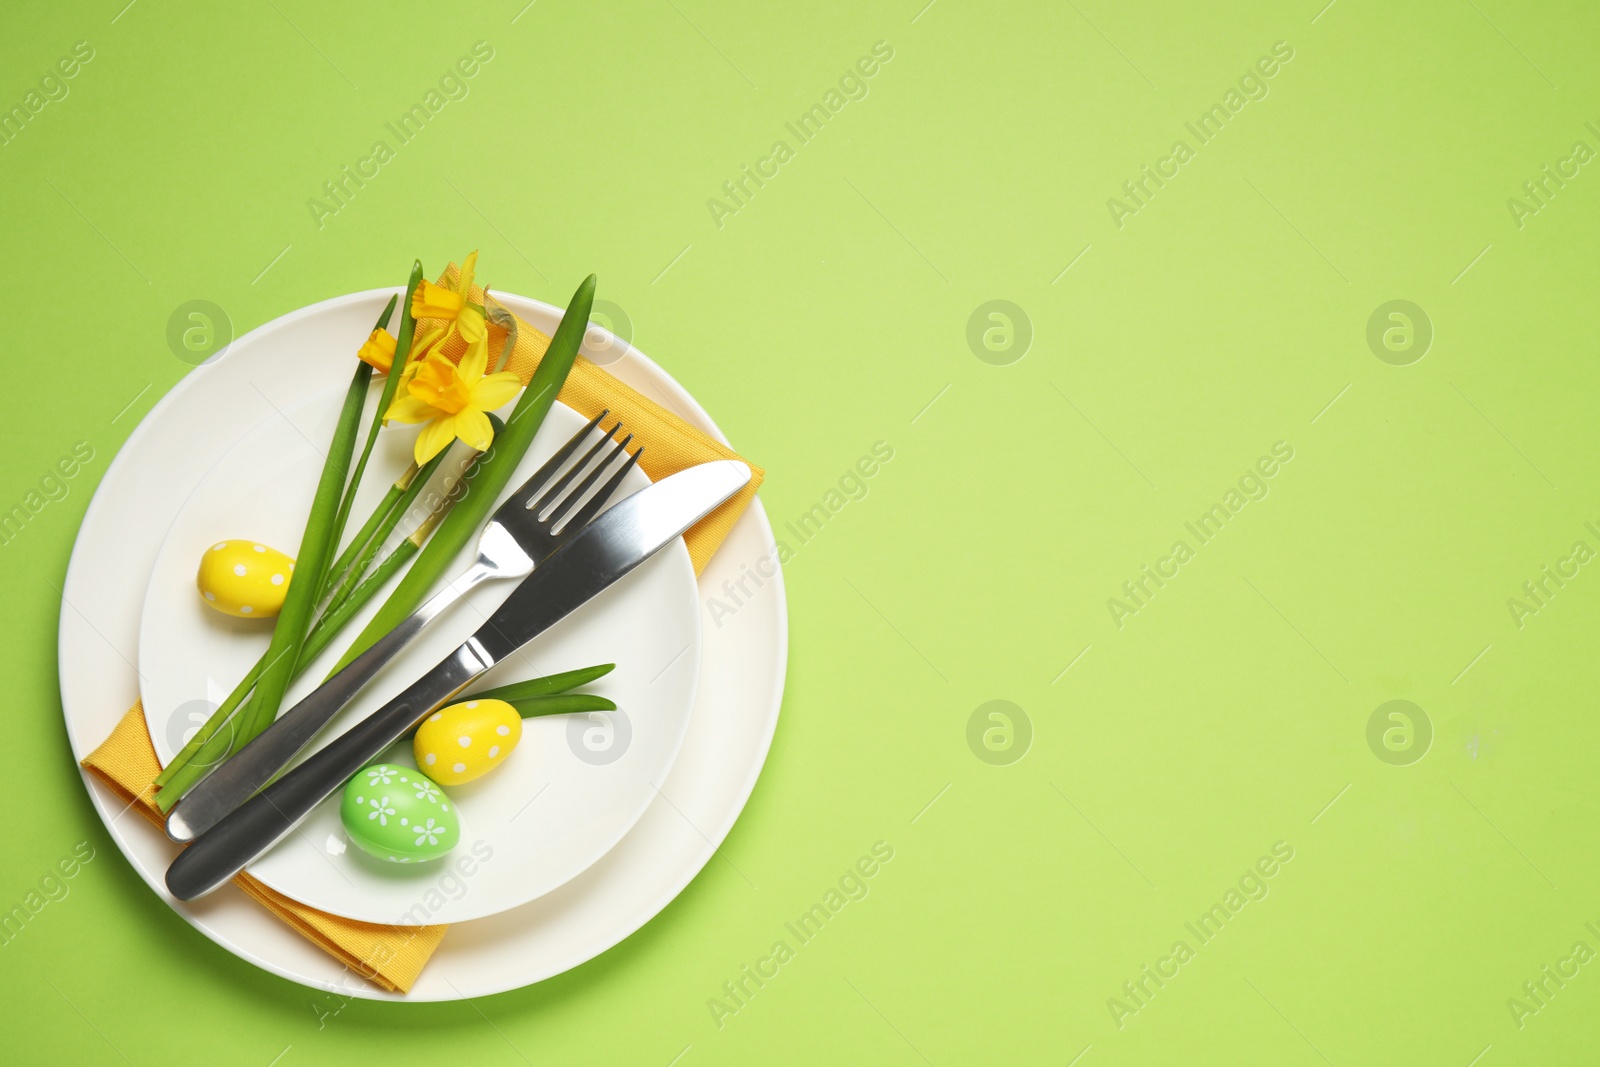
[138, 387, 701, 924]
[60, 288, 786, 999]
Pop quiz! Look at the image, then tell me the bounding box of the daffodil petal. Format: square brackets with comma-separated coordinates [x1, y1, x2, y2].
[385, 395, 440, 424]
[415, 417, 457, 464]
[455, 304, 487, 345]
[470, 372, 522, 412]
[408, 325, 446, 364]
[458, 335, 488, 383]
[457, 250, 478, 301]
[453, 407, 495, 453]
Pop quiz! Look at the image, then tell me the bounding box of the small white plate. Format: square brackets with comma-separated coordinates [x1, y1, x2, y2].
[62, 287, 785, 998]
[138, 377, 701, 925]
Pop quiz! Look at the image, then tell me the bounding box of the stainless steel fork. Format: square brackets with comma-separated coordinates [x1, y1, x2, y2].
[165, 411, 643, 841]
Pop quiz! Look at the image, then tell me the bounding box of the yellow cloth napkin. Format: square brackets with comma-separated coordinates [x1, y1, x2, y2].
[81, 272, 763, 992]
[82, 706, 444, 992]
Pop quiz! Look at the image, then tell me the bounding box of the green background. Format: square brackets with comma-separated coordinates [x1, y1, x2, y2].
[3, 0, 1598, 1062]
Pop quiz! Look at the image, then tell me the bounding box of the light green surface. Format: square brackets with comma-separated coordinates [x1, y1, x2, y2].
[4, 0, 1598, 1062]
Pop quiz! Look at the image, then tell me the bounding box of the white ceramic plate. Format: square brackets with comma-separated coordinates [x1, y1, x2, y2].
[60, 288, 786, 998]
[138, 387, 701, 924]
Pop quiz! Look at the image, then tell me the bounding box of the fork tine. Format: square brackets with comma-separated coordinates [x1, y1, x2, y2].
[529, 419, 623, 517]
[559, 443, 643, 534]
[505, 409, 608, 509]
[545, 433, 635, 530]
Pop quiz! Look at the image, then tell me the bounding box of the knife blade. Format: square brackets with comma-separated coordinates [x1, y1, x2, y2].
[164, 459, 751, 901]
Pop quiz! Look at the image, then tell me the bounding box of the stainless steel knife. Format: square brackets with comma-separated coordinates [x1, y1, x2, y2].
[164, 459, 751, 901]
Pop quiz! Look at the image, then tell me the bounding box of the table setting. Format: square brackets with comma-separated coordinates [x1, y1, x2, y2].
[64, 254, 787, 997]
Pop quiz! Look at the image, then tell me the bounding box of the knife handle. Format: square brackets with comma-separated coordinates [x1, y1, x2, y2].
[165, 641, 491, 901]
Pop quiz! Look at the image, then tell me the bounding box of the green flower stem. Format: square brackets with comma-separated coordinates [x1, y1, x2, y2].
[319, 479, 404, 607]
[302, 440, 485, 669]
[303, 541, 418, 662]
[151, 657, 261, 792]
[320, 448, 444, 622]
[236, 359, 372, 746]
[333, 275, 596, 672]
[320, 265, 423, 600]
[306, 425, 491, 668]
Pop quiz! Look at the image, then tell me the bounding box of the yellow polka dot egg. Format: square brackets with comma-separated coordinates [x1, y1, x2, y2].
[414, 699, 522, 786]
[196, 539, 295, 618]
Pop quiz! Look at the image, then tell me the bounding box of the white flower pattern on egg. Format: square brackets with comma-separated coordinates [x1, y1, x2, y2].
[340, 763, 459, 864]
[366, 796, 395, 825]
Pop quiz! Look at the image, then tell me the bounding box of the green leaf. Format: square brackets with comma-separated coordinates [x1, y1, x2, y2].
[467, 664, 615, 703]
[507, 693, 617, 718]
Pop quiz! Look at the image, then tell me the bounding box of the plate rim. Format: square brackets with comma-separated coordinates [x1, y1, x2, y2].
[60, 286, 787, 999]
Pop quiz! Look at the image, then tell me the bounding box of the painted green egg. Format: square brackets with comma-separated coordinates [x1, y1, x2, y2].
[339, 763, 460, 864]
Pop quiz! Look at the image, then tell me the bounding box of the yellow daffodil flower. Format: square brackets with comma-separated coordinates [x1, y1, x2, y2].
[412, 280, 466, 320]
[412, 250, 485, 346]
[356, 328, 398, 373]
[384, 334, 520, 464]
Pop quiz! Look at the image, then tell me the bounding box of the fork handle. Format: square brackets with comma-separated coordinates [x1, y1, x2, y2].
[164, 562, 494, 843]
